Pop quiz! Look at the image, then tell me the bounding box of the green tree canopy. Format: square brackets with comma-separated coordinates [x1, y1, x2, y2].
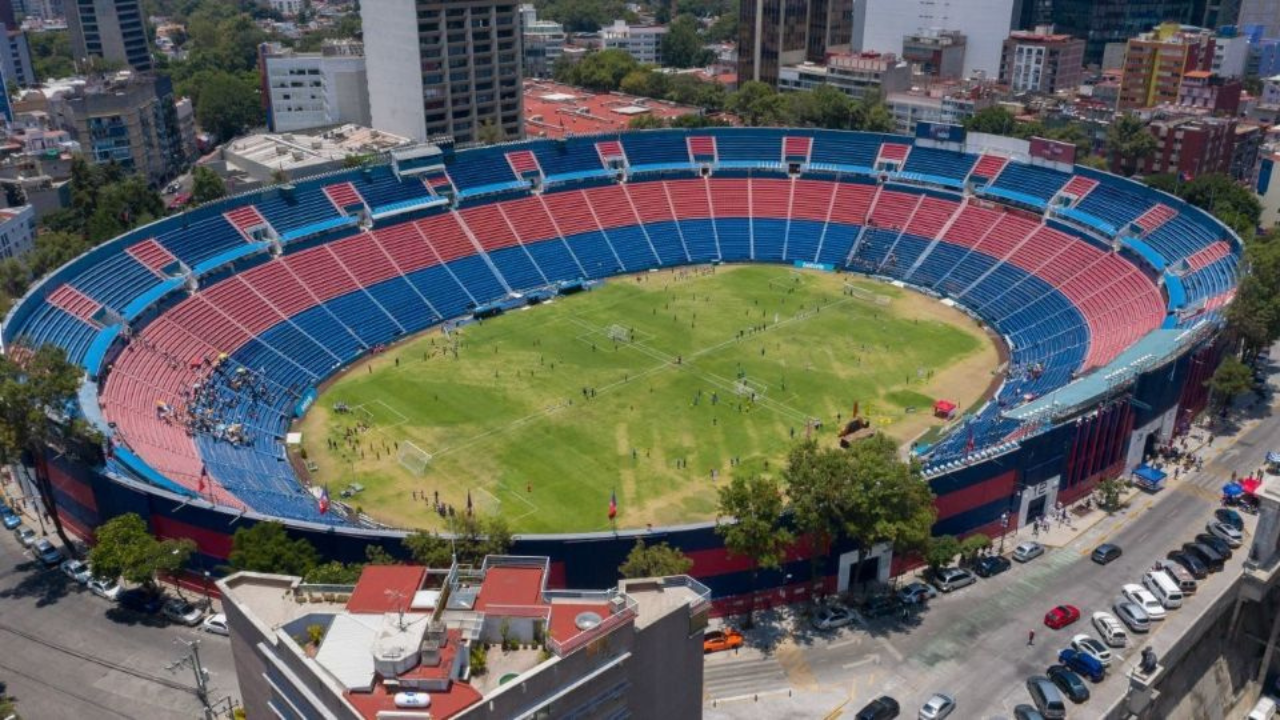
[618, 539, 695, 578]
[194, 71, 262, 142]
[661, 15, 713, 68]
[88, 513, 195, 588]
[716, 472, 792, 624]
[958, 533, 991, 563]
[476, 120, 506, 145]
[1105, 114, 1157, 177]
[227, 521, 320, 577]
[30, 29, 75, 81]
[1207, 356, 1254, 411]
[628, 114, 667, 130]
[964, 106, 1017, 135]
[555, 48, 639, 90]
[729, 81, 790, 126]
[191, 166, 227, 205]
[619, 68, 670, 99]
[924, 535, 960, 572]
[789, 85, 855, 130]
[403, 514, 512, 567]
[1227, 231, 1280, 358]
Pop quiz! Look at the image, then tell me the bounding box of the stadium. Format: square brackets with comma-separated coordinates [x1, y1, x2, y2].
[2, 127, 1239, 611]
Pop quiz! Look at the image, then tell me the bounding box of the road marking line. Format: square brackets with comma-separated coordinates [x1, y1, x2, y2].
[841, 654, 881, 670]
[826, 636, 863, 650]
[878, 637, 905, 662]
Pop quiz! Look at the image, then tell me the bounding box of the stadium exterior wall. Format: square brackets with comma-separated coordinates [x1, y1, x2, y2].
[29, 338, 1215, 614]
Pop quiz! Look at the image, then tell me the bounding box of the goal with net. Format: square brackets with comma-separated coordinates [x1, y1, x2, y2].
[733, 377, 768, 400]
[606, 324, 633, 343]
[397, 441, 433, 476]
[844, 283, 891, 306]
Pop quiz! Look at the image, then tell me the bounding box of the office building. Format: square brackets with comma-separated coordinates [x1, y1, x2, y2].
[851, 0, 1020, 79]
[362, 0, 523, 145]
[1230, 121, 1262, 184]
[1038, 0, 1195, 67]
[218, 557, 709, 720]
[1118, 23, 1216, 111]
[1212, 27, 1250, 77]
[520, 4, 564, 78]
[885, 86, 997, 133]
[777, 51, 912, 100]
[739, 0, 853, 85]
[601, 20, 667, 65]
[1237, 0, 1279, 37]
[0, 23, 32, 87]
[901, 30, 966, 80]
[259, 41, 370, 133]
[0, 204, 35, 261]
[68, 0, 152, 72]
[1000, 26, 1086, 95]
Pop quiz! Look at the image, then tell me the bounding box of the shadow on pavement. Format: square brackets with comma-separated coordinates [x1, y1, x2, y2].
[0, 563, 76, 607]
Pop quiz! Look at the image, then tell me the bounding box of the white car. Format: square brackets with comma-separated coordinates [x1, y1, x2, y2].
[1091, 611, 1128, 647]
[201, 613, 229, 636]
[1122, 584, 1167, 621]
[14, 526, 36, 547]
[811, 603, 858, 631]
[1207, 521, 1244, 548]
[919, 692, 956, 720]
[162, 598, 204, 626]
[59, 559, 92, 584]
[1070, 633, 1114, 666]
[1012, 542, 1045, 563]
[87, 576, 121, 601]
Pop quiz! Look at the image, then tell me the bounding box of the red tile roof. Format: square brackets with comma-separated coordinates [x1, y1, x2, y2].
[523, 80, 700, 139]
[345, 566, 427, 614]
[473, 565, 545, 611]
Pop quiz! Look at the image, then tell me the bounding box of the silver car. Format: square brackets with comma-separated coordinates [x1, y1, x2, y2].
[919, 692, 956, 720]
[1207, 521, 1244, 547]
[162, 598, 204, 626]
[1113, 600, 1150, 633]
[933, 568, 976, 593]
[1013, 542, 1045, 563]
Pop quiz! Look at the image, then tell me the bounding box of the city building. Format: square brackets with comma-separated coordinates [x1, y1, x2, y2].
[901, 29, 966, 80]
[68, 0, 152, 72]
[0, 2, 32, 87]
[217, 557, 709, 720]
[1192, 0, 1242, 27]
[1036, 0, 1196, 67]
[362, 0, 523, 145]
[1176, 70, 1242, 113]
[523, 79, 701, 138]
[208, 124, 413, 189]
[885, 85, 998, 133]
[1255, 145, 1280, 226]
[520, 4, 564, 78]
[0, 204, 36, 261]
[258, 40, 370, 133]
[1116, 113, 1237, 177]
[738, 0, 852, 86]
[46, 72, 187, 184]
[601, 20, 666, 65]
[267, 0, 304, 18]
[851, 0, 1020, 78]
[1118, 23, 1216, 111]
[1238, 0, 1280, 37]
[1247, 33, 1280, 77]
[1000, 26, 1085, 95]
[1211, 26, 1251, 77]
[1230, 121, 1262, 184]
[777, 51, 912, 101]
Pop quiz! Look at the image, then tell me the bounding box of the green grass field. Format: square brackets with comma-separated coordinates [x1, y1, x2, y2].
[295, 266, 998, 533]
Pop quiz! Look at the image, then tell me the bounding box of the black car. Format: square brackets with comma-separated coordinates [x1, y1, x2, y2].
[862, 595, 906, 618]
[854, 694, 900, 720]
[117, 588, 164, 615]
[1047, 664, 1091, 703]
[1215, 508, 1245, 531]
[1167, 551, 1208, 579]
[1182, 542, 1225, 572]
[1091, 543, 1122, 565]
[1194, 533, 1233, 559]
[1013, 704, 1047, 720]
[973, 555, 1012, 578]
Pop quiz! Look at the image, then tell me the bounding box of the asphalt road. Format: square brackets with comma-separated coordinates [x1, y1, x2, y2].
[0, 523, 240, 719]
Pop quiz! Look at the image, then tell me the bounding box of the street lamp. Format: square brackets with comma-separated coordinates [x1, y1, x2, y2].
[202, 570, 212, 609]
[998, 511, 1010, 555]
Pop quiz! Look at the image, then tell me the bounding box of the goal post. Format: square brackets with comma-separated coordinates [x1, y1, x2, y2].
[732, 377, 768, 400]
[843, 283, 891, 306]
[606, 324, 632, 343]
[398, 441, 433, 476]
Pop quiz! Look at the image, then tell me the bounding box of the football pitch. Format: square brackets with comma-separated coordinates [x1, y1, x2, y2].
[295, 265, 1000, 533]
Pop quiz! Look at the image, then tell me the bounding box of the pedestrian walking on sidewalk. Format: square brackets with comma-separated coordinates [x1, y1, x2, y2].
[1028, 629, 1035, 646]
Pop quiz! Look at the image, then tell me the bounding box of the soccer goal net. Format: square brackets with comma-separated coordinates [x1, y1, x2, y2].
[733, 377, 769, 399]
[844, 283, 891, 306]
[606, 324, 633, 343]
[398, 441, 433, 476]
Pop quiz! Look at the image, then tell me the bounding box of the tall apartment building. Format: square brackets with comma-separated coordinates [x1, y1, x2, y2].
[601, 20, 667, 65]
[68, 0, 152, 72]
[851, 0, 1019, 79]
[1212, 27, 1251, 77]
[218, 557, 709, 720]
[0, 0, 31, 87]
[1117, 114, 1237, 177]
[0, 205, 36, 261]
[901, 29, 966, 80]
[520, 4, 564, 78]
[1000, 26, 1086, 95]
[777, 51, 912, 100]
[1119, 23, 1216, 111]
[259, 41, 370, 133]
[1038, 0, 1195, 66]
[362, 0, 522, 145]
[739, 0, 853, 86]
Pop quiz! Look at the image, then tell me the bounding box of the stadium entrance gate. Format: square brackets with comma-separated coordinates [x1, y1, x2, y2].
[836, 542, 892, 592]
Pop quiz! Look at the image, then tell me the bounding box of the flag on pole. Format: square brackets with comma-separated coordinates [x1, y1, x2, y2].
[608, 489, 618, 520]
[467, 489, 473, 516]
[318, 485, 330, 514]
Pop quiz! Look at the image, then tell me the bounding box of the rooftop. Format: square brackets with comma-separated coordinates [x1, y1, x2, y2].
[223, 124, 414, 172]
[522, 80, 701, 138]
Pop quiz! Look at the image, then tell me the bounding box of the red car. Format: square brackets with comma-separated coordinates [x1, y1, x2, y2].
[1044, 604, 1081, 630]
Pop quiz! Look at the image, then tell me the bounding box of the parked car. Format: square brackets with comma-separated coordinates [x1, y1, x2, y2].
[117, 588, 164, 615]
[1044, 605, 1080, 630]
[1113, 601, 1150, 633]
[1215, 508, 1245, 531]
[1013, 542, 1045, 563]
[14, 526, 36, 547]
[862, 595, 905, 618]
[1194, 533, 1233, 559]
[1057, 648, 1105, 683]
[918, 692, 955, 720]
[201, 613, 229, 637]
[1207, 521, 1244, 548]
[1091, 543, 1122, 565]
[162, 598, 204, 626]
[811, 603, 858, 630]
[1182, 542, 1225, 572]
[87, 576, 121, 601]
[1166, 551, 1208, 579]
[973, 555, 1011, 578]
[1090, 612, 1128, 648]
[703, 628, 744, 653]
[1013, 703, 1048, 720]
[1024, 676, 1067, 719]
[898, 581, 937, 605]
[1121, 584, 1167, 621]
[33, 538, 63, 566]
[1, 511, 21, 530]
[1158, 560, 1198, 593]
[1070, 634, 1113, 666]
[932, 568, 976, 593]
[1046, 664, 1090, 703]
[855, 695, 901, 720]
[59, 559, 92, 584]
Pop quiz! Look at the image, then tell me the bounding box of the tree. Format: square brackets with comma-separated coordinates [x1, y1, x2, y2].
[855, 92, 896, 133]
[840, 435, 937, 560]
[661, 15, 712, 68]
[557, 48, 638, 91]
[304, 560, 363, 584]
[227, 521, 320, 576]
[88, 513, 195, 588]
[958, 533, 991, 565]
[1105, 113, 1157, 177]
[1095, 476, 1127, 513]
[964, 106, 1017, 136]
[403, 530, 454, 567]
[619, 68, 669, 99]
[30, 29, 75, 81]
[789, 85, 855, 130]
[628, 114, 667, 130]
[1178, 174, 1261, 237]
[729, 81, 790, 127]
[706, 12, 737, 42]
[195, 71, 262, 142]
[403, 514, 512, 567]
[1206, 356, 1254, 413]
[476, 120, 506, 145]
[716, 473, 792, 626]
[618, 539, 694, 578]
[923, 535, 960, 573]
[191, 166, 227, 205]
[1227, 233, 1280, 359]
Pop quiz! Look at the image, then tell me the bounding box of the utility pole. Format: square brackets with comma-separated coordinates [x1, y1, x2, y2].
[168, 638, 214, 720]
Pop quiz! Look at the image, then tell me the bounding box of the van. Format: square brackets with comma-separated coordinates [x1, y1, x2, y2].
[1025, 676, 1066, 719]
[1143, 570, 1184, 609]
[1159, 561, 1198, 593]
[1249, 695, 1277, 720]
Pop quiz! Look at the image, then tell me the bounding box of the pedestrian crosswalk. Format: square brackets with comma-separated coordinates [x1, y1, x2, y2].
[704, 654, 789, 700]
